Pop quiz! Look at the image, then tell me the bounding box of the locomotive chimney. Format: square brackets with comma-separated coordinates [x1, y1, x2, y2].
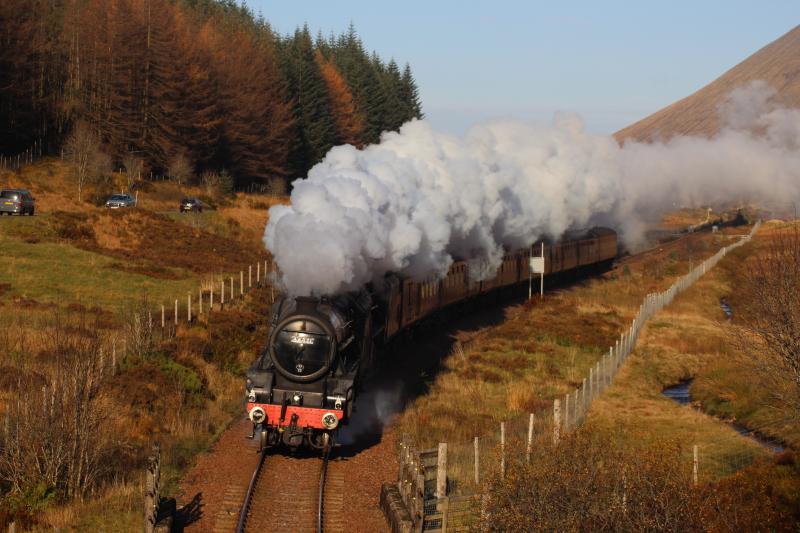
[295, 296, 319, 314]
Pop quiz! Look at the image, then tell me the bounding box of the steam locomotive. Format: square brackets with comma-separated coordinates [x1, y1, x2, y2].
[245, 227, 617, 450]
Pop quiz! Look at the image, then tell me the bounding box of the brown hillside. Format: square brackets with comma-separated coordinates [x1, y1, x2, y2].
[616, 25, 800, 143]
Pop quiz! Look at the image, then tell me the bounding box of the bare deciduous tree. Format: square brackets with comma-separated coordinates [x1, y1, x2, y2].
[123, 298, 156, 358]
[736, 227, 800, 418]
[268, 176, 287, 197]
[168, 152, 194, 185]
[0, 315, 111, 500]
[122, 153, 144, 191]
[63, 122, 111, 202]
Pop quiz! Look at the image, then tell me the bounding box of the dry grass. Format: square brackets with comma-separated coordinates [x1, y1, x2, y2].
[396, 231, 736, 460]
[588, 222, 800, 479]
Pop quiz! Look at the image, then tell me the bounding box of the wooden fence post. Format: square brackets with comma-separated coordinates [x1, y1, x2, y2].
[582, 377, 588, 415]
[240, 271, 244, 296]
[526, 413, 534, 464]
[257, 262, 261, 284]
[210, 286, 214, 311]
[437, 443, 447, 498]
[221, 279, 225, 305]
[230, 277, 234, 300]
[187, 293, 192, 323]
[474, 436, 480, 485]
[564, 393, 570, 432]
[573, 389, 579, 427]
[693, 444, 699, 486]
[249, 265, 252, 288]
[553, 399, 561, 445]
[199, 288, 203, 315]
[144, 450, 157, 533]
[174, 299, 178, 325]
[500, 422, 506, 479]
[161, 305, 165, 328]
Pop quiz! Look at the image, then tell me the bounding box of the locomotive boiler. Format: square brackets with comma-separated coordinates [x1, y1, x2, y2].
[245, 292, 374, 449]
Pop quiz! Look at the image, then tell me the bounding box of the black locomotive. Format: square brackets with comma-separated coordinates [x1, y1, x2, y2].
[246, 227, 618, 449]
[245, 292, 375, 450]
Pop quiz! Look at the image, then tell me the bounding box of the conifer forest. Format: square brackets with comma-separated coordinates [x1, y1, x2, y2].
[0, 0, 423, 188]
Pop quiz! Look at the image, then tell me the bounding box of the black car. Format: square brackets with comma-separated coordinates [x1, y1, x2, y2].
[180, 198, 203, 213]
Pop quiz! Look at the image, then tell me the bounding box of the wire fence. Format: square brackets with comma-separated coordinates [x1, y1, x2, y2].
[386, 222, 762, 532]
[0, 140, 44, 171]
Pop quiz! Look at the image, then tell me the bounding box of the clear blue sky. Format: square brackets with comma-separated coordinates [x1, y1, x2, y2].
[246, 1, 798, 135]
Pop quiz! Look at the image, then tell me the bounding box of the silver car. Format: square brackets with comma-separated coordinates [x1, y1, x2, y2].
[0, 189, 35, 215]
[105, 194, 136, 209]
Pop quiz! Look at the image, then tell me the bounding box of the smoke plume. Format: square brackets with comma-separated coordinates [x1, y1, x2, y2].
[264, 81, 800, 296]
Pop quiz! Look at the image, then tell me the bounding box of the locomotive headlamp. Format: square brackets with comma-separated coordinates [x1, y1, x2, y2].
[321, 412, 339, 430]
[249, 406, 266, 425]
[246, 378, 253, 390]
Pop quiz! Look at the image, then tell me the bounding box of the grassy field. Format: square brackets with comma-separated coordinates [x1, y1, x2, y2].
[0, 232, 198, 313]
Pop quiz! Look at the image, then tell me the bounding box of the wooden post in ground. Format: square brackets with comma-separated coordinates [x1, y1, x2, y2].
[436, 443, 447, 498]
[221, 280, 225, 306]
[564, 393, 570, 432]
[210, 286, 214, 311]
[248, 265, 252, 289]
[589, 367, 594, 403]
[230, 277, 234, 300]
[474, 436, 480, 485]
[187, 293, 192, 323]
[595, 362, 601, 394]
[199, 288, 203, 315]
[693, 445, 699, 486]
[144, 458, 156, 533]
[500, 422, 506, 479]
[553, 399, 561, 445]
[526, 413, 534, 464]
[573, 389, 579, 427]
[174, 299, 178, 325]
[161, 305, 165, 328]
[257, 262, 261, 284]
[240, 271, 244, 296]
[582, 377, 588, 415]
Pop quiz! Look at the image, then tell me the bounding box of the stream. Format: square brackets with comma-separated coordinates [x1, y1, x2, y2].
[662, 379, 785, 453]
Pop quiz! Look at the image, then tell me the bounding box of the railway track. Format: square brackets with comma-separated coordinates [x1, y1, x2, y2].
[231, 440, 344, 533]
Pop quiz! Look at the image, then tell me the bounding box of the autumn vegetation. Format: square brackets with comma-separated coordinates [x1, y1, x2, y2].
[396, 221, 800, 530]
[0, 0, 423, 190]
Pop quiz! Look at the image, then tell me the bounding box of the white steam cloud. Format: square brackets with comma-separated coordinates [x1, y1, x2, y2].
[264, 81, 800, 296]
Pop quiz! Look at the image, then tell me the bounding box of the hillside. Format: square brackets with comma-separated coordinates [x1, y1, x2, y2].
[615, 25, 800, 142]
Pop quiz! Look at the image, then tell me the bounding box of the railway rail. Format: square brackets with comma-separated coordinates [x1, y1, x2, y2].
[234, 439, 343, 533]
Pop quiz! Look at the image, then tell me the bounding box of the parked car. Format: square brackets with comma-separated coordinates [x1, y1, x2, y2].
[0, 189, 35, 216]
[105, 193, 136, 209]
[180, 197, 203, 213]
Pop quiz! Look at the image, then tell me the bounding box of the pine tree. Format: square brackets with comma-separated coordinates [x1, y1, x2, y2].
[279, 26, 337, 176]
[315, 50, 363, 147]
[401, 62, 424, 120]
